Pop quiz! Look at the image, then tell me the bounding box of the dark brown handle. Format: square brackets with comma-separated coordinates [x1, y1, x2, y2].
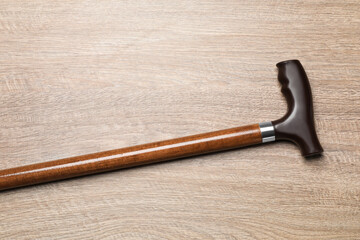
[273, 60, 323, 157]
[0, 124, 261, 191]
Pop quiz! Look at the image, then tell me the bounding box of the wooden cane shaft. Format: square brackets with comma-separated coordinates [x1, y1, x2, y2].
[0, 124, 262, 191]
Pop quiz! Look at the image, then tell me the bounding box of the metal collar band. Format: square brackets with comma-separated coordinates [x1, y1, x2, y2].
[259, 122, 275, 143]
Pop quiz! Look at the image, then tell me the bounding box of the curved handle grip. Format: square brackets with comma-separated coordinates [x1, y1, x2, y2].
[276, 60, 312, 117]
[272, 60, 323, 157]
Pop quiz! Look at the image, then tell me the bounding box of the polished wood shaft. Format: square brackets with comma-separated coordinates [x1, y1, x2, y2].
[0, 124, 261, 191]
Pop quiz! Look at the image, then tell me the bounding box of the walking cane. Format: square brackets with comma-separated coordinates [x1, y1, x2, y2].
[0, 60, 323, 191]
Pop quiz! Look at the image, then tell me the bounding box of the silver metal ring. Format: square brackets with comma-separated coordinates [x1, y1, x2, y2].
[259, 122, 275, 143]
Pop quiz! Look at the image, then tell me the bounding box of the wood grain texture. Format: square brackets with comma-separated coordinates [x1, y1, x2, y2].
[0, 0, 359, 239]
[0, 124, 261, 191]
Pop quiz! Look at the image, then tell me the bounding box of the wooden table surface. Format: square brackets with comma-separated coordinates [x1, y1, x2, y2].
[0, 1, 359, 239]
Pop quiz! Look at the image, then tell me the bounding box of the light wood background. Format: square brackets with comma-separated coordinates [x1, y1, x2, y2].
[0, 1, 359, 239]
